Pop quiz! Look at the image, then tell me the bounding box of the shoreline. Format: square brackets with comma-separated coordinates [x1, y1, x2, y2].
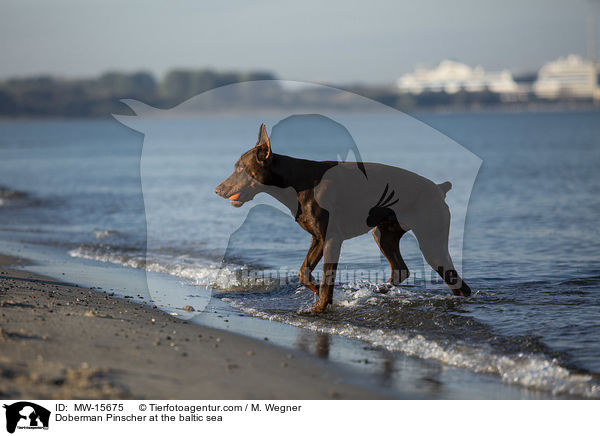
[0, 241, 571, 400]
[0, 254, 388, 399]
[1, 105, 599, 123]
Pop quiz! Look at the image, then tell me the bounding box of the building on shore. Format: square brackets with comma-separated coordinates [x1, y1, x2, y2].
[533, 55, 599, 99]
[396, 60, 520, 96]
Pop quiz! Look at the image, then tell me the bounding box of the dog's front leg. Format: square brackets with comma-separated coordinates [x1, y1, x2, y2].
[314, 236, 342, 312]
[299, 236, 323, 295]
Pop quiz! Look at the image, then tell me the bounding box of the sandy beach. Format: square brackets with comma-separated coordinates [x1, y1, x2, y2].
[0, 254, 385, 399]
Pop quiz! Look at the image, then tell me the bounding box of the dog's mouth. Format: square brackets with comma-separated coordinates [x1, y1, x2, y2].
[228, 192, 245, 207]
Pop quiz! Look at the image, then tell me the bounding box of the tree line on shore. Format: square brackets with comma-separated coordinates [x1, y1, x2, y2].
[0, 70, 276, 118]
[0, 69, 591, 118]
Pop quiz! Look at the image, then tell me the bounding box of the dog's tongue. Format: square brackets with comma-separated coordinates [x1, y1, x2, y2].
[228, 192, 243, 207]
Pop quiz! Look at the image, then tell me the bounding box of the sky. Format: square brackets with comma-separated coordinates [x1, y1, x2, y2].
[0, 0, 597, 84]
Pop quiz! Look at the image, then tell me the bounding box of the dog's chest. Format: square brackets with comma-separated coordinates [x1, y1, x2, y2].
[294, 197, 328, 237]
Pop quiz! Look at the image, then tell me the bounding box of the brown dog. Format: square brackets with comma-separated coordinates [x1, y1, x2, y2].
[215, 124, 471, 312]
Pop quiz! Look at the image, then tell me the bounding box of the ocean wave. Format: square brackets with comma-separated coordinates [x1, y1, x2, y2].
[0, 186, 29, 206]
[68, 244, 600, 398]
[69, 245, 251, 290]
[69, 245, 146, 269]
[225, 297, 600, 398]
[93, 229, 123, 240]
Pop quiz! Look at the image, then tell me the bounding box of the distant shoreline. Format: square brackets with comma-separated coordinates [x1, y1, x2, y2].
[1, 70, 598, 120]
[0, 101, 599, 122]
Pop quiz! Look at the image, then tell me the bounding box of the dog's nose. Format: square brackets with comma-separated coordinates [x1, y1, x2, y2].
[214, 186, 226, 198]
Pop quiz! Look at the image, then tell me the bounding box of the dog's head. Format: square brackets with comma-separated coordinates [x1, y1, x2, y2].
[214, 123, 274, 207]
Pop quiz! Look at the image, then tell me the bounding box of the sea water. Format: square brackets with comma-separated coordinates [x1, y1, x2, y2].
[0, 111, 599, 398]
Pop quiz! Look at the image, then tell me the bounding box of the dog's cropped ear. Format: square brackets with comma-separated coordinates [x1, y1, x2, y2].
[255, 123, 272, 163]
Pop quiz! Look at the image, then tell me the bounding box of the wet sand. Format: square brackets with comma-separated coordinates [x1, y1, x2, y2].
[0, 254, 386, 399]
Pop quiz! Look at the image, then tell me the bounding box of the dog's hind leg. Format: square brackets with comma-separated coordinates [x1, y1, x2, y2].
[372, 222, 409, 285]
[299, 236, 323, 295]
[420, 246, 471, 297]
[413, 207, 471, 296]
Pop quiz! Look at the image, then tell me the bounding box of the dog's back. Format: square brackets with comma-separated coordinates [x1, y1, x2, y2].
[314, 161, 449, 237]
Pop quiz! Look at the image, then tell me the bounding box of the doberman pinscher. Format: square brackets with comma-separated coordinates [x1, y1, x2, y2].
[215, 124, 471, 312]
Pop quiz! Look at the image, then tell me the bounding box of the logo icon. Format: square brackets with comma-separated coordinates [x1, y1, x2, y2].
[3, 402, 50, 434]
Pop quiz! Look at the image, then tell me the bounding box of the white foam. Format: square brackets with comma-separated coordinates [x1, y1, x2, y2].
[227, 299, 600, 399]
[69, 247, 600, 398]
[93, 229, 121, 239]
[69, 246, 256, 290]
[69, 246, 146, 269]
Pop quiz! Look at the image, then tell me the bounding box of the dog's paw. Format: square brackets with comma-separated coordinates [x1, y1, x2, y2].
[312, 302, 330, 313]
[376, 283, 393, 294]
[297, 303, 330, 315]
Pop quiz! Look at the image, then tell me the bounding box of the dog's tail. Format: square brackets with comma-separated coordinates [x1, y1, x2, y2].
[437, 181, 452, 198]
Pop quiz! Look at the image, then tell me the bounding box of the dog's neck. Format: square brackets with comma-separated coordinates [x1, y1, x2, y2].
[268, 154, 335, 191]
[261, 153, 335, 218]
